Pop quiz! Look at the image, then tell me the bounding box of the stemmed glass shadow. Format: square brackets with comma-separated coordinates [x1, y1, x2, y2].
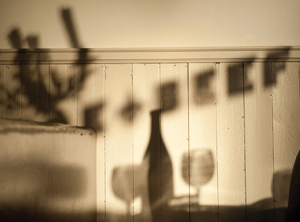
[112, 165, 135, 218]
[182, 148, 214, 205]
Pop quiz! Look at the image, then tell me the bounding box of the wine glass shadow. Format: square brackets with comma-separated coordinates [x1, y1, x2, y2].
[181, 148, 214, 205]
[111, 165, 135, 220]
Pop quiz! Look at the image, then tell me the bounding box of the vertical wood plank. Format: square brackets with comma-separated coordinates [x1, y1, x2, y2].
[133, 64, 160, 221]
[189, 63, 218, 222]
[4, 65, 21, 119]
[77, 64, 95, 127]
[75, 64, 105, 222]
[76, 64, 104, 222]
[50, 64, 65, 123]
[37, 64, 50, 123]
[95, 65, 105, 222]
[245, 62, 274, 221]
[21, 64, 38, 121]
[160, 63, 189, 222]
[105, 64, 134, 221]
[0, 65, 4, 118]
[217, 63, 246, 222]
[50, 64, 77, 125]
[65, 64, 78, 125]
[272, 62, 300, 221]
[76, 64, 105, 221]
[21, 64, 50, 122]
[78, 64, 105, 222]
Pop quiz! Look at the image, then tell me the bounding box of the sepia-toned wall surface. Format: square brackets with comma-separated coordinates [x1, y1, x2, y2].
[0, 0, 300, 48]
[1, 1, 300, 221]
[0, 118, 97, 222]
[0, 47, 300, 221]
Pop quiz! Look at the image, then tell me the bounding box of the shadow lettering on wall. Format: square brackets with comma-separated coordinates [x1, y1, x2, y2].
[228, 60, 254, 95]
[264, 48, 291, 86]
[1, 8, 292, 128]
[193, 70, 215, 105]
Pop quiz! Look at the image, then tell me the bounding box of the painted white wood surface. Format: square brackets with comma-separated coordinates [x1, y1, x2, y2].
[21, 65, 38, 121]
[0, 119, 97, 221]
[9, 64, 50, 123]
[77, 64, 95, 127]
[36, 64, 50, 123]
[50, 64, 77, 125]
[217, 63, 246, 221]
[0, 65, 4, 117]
[160, 63, 189, 221]
[272, 62, 300, 220]
[244, 62, 274, 221]
[65, 64, 78, 125]
[104, 64, 134, 221]
[49, 64, 65, 123]
[132, 64, 160, 221]
[189, 63, 218, 222]
[21, 65, 38, 120]
[75, 64, 105, 221]
[63, 127, 97, 217]
[4, 65, 21, 119]
[94, 65, 105, 222]
[1, 60, 300, 222]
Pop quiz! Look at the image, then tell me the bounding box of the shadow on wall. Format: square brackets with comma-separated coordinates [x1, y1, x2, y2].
[1, 8, 103, 131]
[0, 6, 297, 222]
[0, 161, 90, 222]
[108, 110, 294, 222]
[286, 151, 300, 222]
[0, 119, 97, 222]
[0, 6, 292, 131]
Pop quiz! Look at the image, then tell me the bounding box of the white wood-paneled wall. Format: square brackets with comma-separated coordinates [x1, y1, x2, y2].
[0, 60, 299, 222]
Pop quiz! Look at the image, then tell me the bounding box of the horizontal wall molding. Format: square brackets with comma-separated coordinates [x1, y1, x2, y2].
[0, 46, 300, 64]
